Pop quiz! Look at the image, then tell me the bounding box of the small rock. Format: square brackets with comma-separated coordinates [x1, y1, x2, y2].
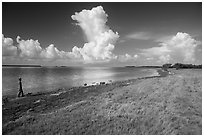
[100, 82, 105, 85]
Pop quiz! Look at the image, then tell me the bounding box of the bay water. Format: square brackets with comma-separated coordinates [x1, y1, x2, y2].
[2, 67, 158, 96]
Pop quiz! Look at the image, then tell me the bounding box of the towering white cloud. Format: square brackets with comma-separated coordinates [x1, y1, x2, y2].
[141, 32, 199, 64]
[2, 6, 122, 64]
[71, 6, 119, 63]
[2, 35, 17, 56]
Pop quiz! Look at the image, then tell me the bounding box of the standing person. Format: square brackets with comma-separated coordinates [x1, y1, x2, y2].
[17, 77, 24, 97]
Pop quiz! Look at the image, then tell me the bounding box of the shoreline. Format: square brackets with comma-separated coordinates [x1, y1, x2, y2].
[2, 68, 163, 99]
[2, 68, 201, 134]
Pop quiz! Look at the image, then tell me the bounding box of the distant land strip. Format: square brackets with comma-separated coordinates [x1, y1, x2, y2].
[2, 63, 202, 69]
[2, 65, 42, 67]
[125, 66, 162, 68]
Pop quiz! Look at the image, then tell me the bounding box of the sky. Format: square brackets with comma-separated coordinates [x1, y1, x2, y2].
[2, 2, 202, 67]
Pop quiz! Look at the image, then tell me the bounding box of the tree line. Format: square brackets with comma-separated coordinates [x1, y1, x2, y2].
[162, 63, 202, 69]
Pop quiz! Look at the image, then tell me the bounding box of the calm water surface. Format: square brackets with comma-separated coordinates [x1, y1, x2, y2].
[2, 67, 158, 96]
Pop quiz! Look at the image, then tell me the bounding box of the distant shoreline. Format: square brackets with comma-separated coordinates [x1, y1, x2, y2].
[2, 65, 162, 68]
[125, 65, 162, 68]
[3, 64, 202, 69]
[2, 65, 42, 67]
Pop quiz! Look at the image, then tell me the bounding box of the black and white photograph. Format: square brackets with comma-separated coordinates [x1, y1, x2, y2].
[2, 1, 202, 135]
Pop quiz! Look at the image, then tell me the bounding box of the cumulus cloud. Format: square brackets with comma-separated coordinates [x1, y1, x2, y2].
[2, 6, 121, 64]
[2, 35, 17, 56]
[3, 32, 119, 63]
[40, 44, 63, 59]
[70, 6, 119, 63]
[17, 36, 43, 59]
[118, 53, 138, 62]
[141, 32, 199, 64]
[16, 36, 73, 60]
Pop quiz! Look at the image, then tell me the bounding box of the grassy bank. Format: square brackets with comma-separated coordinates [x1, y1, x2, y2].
[2, 69, 202, 135]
